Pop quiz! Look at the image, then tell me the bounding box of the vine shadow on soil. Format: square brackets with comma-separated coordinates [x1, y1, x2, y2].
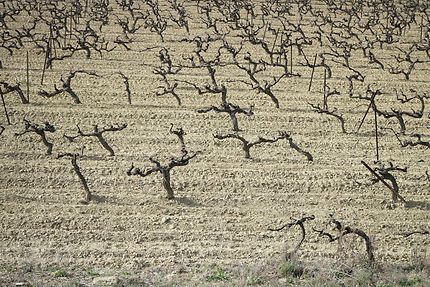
[405, 200, 430, 210]
[174, 196, 203, 207]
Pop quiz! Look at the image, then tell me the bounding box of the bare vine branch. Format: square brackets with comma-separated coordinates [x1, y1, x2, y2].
[361, 160, 407, 203]
[117, 72, 132, 105]
[38, 70, 99, 104]
[279, 131, 313, 161]
[314, 215, 375, 265]
[65, 123, 127, 156]
[269, 215, 315, 260]
[309, 103, 347, 133]
[0, 81, 28, 104]
[214, 131, 285, 159]
[15, 119, 56, 155]
[400, 230, 429, 238]
[127, 152, 198, 199]
[169, 123, 186, 155]
[57, 153, 91, 203]
[198, 101, 253, 132]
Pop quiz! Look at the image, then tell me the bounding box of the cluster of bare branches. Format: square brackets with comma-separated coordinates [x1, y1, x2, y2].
[64, 123, 127, 156]
[313, 214, 375, 265]
[178, 35, 227, 101]
[384, 128, 430, 150]
[362, 161, 407, 204]
[144, 0, 167, 42]
[168, 0, 189, 33]
[375, 90, 428, 135]
[0, 81, 28, 104]
[153, 48, 182, 105]
[198, 100, 253, 132]
[12, 117, 127, 204]
[269, 215, 315, 260]
[38, 70, 99, 104]
[388, 46, 429, 80]
[280, 131, 313, 161]
[116, 72, 132, 104]
[64, 20, 114, 59]
[269, 214, 375, 265]
[213, 130, 313, 161]
[214, 131, 285, 159]
[127, 124, 198, 199]
[15, 118, 56, 155]
[309, 103, 347, 134]
[396, 134, 430, 149]
[233, 52, 286, 109]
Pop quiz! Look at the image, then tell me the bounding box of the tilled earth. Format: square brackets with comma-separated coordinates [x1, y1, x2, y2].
[0, 1, 429, 286]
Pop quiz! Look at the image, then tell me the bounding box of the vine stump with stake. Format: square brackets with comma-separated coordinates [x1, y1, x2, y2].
[420, 15, 424, 42]
[271, 28, 280, 60]
[308, 53, 317, 91]
[26, 51, 30, 103]
[361, 161, 406, 204]
[64, 15, 67, 47]
[262, 21, 269, 42]
[85, 0, 91, 16]
[0, 87, 10, 125]
[41, 35, 51, 85]
[69, 8, 73, 41]
[49, 25, 56, 61]
[323, 68, 327, 110]
[118, 72, 131, 105]
[356, 90, 380, 161]
[290, 41, 293, 74]
[278, 33, 284, 65]
[373, 101, 379, 161]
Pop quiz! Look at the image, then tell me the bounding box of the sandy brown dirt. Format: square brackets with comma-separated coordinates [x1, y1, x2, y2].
[0, 0, 429, 286]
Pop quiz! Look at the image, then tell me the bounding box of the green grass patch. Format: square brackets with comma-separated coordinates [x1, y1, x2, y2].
[206, 267, 230, 282]
[246, 275, 264, 285]
[399, 277, 422, 286]
[376, 277, 423, 287]
[86, 268, 100, 276]
[279, 260, 304, 278]
[53, 269, 69, 278]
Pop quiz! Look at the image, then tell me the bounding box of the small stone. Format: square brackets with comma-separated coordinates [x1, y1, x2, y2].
[161, 217, 171, 224]
[92, 276, 120, 286]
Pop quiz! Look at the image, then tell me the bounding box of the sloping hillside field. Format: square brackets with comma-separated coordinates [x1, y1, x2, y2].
[0, 0, 429, 286]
